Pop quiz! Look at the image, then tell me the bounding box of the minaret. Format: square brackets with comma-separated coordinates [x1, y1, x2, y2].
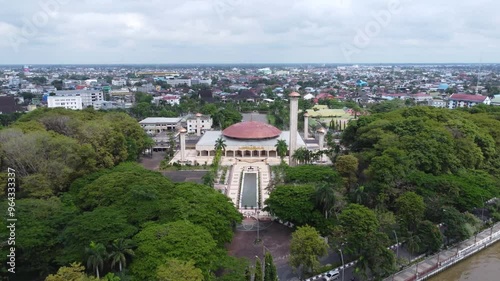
[317, 127, 326, 162]
[179, 127, 187, 162]
[317, 127, 325, 150]
[289, 92, 300, 166]
[303, 112, 309, 139]
[196, 113, 202, 136]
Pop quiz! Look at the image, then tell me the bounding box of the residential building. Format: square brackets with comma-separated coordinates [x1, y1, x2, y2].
[411, 93, 433, 103]
[166, 78, 191, 87]
[112, 78, 127, 87]
[186, 114, 213, 134]
[429, 98, 447, 108]
[93, 101, 132, 110]
[153, 95, 181, 106]
[191, 78, 212, 86]
[491, 95, 500, 106]
[448, 94, 491, 109]
[47, 96, 83, 110]
[139, 117, 182, 135]
[54, 90, 104, 108]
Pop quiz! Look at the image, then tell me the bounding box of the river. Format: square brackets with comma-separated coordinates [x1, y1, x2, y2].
[428, 241, 500, 281]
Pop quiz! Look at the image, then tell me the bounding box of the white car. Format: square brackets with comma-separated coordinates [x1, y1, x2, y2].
[326, 269, 340, 280]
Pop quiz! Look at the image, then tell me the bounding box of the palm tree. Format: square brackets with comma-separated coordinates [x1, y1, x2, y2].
[352, 185, 366, 204]
[86, 241, 107, 279]
[108, 239, 135, 272]
[292, 147, 311, 164]
[405, 231, 421, 259]
[214, 137, 226, 152]
[315, 182, 336, 219]
[275, 139, 288, 163]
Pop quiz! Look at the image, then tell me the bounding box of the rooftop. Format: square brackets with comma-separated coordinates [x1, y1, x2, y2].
[197, 130, 306, 148]
[223, 121, 281, 140]
[449, 94, 488, 102]
[139, 117, 182, 124]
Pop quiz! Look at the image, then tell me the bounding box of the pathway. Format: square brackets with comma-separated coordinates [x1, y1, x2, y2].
[385, 222, 500, 281]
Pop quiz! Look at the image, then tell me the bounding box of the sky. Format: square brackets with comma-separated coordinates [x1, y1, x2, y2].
[0, 0, 498, 64]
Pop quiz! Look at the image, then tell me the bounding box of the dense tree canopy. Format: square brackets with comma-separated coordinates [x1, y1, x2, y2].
[342, 106, 500, 211]
[130, 221, 220, 280]
[0, 108, 151, 197]
[264, 184, 327, 231]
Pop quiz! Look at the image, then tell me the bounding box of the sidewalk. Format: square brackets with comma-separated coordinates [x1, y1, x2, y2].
[385, 222, 500, 281]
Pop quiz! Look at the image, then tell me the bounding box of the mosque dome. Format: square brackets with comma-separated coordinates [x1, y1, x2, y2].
[222, 121, 282, 140]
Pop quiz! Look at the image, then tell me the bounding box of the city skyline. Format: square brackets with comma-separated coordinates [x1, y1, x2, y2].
[0, 0, 498, 64]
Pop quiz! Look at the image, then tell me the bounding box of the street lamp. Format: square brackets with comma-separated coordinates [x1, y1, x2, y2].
[393, 230, 399, 260]
[256, 210, 261, 244]
[339, 247, 345, 281]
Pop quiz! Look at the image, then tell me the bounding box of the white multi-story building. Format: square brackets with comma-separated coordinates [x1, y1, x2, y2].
[191, 79, 212, 86]
[429, 98, 447, 108]
[112, 79, 127, 87]
[186, 114, 213, 134]
[54, 90, 104, 108]
[166, 78, 191, 87]
[47, 96, 83, 110]
[448, 94, 491, 109]
[139, 117, 182, 135]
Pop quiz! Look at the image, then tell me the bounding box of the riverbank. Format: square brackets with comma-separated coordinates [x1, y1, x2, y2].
[384, 222, 500, 281]
[428, 241, 500, 281]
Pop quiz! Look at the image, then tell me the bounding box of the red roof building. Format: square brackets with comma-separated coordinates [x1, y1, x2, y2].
[222, 121, 281, 140]
[449, 94, 491, 108]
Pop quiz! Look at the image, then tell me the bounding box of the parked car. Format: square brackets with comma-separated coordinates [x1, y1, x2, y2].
[326, 269, 340, 280]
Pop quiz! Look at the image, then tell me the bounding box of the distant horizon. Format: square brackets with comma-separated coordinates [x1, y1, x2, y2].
[2, 62, 500, 67]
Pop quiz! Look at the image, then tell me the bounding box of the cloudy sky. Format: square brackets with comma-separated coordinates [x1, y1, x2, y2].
[0, 0, 498, 64]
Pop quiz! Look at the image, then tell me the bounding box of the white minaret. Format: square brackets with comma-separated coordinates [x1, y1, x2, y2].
[289, 92, 300, 166]
[303, 112, 309, 139]
[179, 127, 187, 162]
[317, 127, 326, 162]
[317, 127, 325, 150]
[196, 113, 202, 136]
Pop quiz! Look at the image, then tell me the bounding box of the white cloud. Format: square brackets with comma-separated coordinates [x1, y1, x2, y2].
[0, 0, 498, 63]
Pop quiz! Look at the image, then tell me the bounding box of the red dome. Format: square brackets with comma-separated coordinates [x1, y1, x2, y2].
[222, 121, 282, 140]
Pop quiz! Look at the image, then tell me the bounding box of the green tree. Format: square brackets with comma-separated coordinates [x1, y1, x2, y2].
[335, 154, 359, 193]
[45, 262, 98, 281]
[130, 221, 219, 280]
[166, 182, 242, 246]
[264, 251, 278, 281]
[417, 220, 443, 254]
[255, 257, 263, 281]
[315, 182, 336, 219]
[405, 231, 421, 256]
[108, 239, 135, 272]
[85, 241, 107, 279]
[442, 207, 471, 244]
[264, 184, 326, 230]
[245, 266, 252, 281]
[338, 204, 379, 256]
[395, 192, 426, 233]
[156, 259, 203, 281]
[289, 225, 328, 277]
[61, 207, 137, 265]
[215, 137, 227, 152]
[275, 139, 288, 163]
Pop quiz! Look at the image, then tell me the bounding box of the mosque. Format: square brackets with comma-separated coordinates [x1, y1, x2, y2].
[172, 92, 326, 215]
[174, 92, 326, 166]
